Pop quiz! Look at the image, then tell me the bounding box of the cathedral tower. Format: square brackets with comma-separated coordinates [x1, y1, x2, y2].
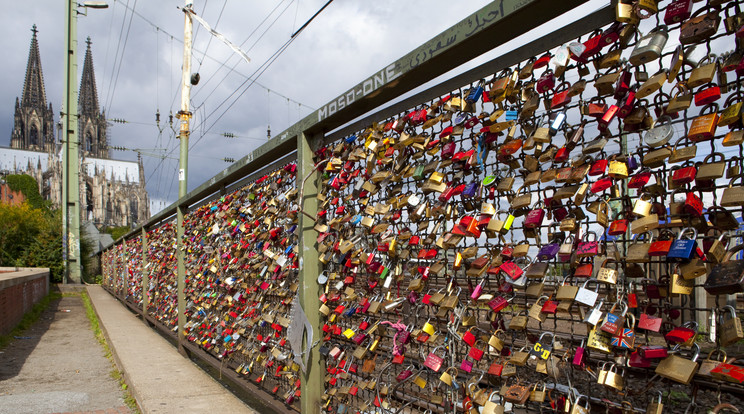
[79, 38, 109, 159]
[10, 25, 55, 153]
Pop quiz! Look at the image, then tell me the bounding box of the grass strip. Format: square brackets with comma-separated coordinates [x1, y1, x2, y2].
[80, 289, 140, 413]
[0, 290, 61, 349]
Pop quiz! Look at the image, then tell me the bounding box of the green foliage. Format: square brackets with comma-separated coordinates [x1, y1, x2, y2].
[0, 202, 47, 267]
[13, 209, 64, 282]
[5, 174, 45, 210]
[103, 226, 131, 241]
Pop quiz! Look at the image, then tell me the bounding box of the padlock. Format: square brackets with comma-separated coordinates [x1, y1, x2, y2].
[600, 301, 628, 335]
[629, 26, 668, 66]
[644, 115, 674, 147]
[670, 269, 694, 295]
[720, 305, 744, 347]
[423, 346, 446, 372]
[707, 231, 730, 264]
[679, 6, 722, 45]
[570, 394, 591, 414]
[697, 152, 726, 182]
[672, 161, 697, 185]
[489, 329, 505, 351]
[583, 298, 605, 326]
[575, 278, 599, 307]
[666, 321, 698, 344]
[689, 103, 720, 142]
[721, 175, 744, 207]
[596, 259, 619, 284]
[668, 136, 697, 164]
[664, 0, 692, 24]
[655, 344, 700, 384]
[695, 82, 722, 107]
[718, 92, 743, 126]
[646, 391, 664, 414]
[632, 192, 653, 217]
[688, 54, 718, 88]
[601, 363, 625, 391]
[530, 332, 554, 360]
[668, 227, 698, 262]
[587, 326, 612, 353]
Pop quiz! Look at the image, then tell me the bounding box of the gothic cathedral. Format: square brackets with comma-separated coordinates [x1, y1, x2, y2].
[2, 26, 149, 229]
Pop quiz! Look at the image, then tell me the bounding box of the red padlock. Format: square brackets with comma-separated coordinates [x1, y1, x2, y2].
[614, 67, 633, 99]
[551, 82, 572, 109]
[536, 70, 555, 93]
[617, 87, 637, 119]
[671, 162, 697, 185]
[628, 168, 652, 189]
[683, 191, 703, 217]
[608, 215, 629, 236]
[590, 177, 614, 194]
[695, 84, 721, 107]
[664, 322, 697, 344]
[588, 158, 608, 176]
[664, 0, 692, 24]
[639, 345, 669, 359]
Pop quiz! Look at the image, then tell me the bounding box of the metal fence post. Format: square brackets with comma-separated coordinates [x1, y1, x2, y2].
[141, 227, 148, 319]
[177, 204, 187, 354]
[298, 131, 322, 414]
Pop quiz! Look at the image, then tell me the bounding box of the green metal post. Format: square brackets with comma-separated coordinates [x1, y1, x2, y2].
[141, 227, 148, 318]
[298, 131, 323, 414]
[176, 0, 193, 351]
[63, 0, 81, 284]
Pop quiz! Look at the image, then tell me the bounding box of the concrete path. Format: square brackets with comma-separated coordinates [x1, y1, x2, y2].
[0, 288, 130, 414]
[86, 285, 256, 414]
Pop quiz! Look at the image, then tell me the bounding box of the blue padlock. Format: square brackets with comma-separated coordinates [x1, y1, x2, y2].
[465, 80, 485, 103]
[667, 227, 698, 262]
[461, 182, 480, 199]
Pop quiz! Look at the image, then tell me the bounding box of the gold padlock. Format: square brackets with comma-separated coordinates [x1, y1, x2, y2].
[722, 175, 744, 207]
[655, 344, 700, 384]
[616, 1, 640, 24]
[720, 305, 744, 347]
[688, 54, 718, 88]
[632, 193, 653, 216]
[602, 363, 625, 391]
[670, 270, 694, 295]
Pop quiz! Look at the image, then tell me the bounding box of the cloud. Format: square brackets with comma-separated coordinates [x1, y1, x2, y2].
[4, 0, 563, 206]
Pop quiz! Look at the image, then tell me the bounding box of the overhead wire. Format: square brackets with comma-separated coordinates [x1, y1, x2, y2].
[145, 0, 308, 194]
[111, 0, 313, 111]
[104, 0, 139, 113]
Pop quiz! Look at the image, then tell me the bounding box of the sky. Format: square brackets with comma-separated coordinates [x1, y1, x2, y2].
[0, 0, 606, 215]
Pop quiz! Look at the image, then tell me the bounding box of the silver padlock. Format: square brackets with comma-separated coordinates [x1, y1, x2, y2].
[644, 115, 674, 147]
[629, 26, 668, 66]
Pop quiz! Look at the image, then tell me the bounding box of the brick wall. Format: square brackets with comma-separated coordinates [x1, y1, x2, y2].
[0, 268, 49, 336]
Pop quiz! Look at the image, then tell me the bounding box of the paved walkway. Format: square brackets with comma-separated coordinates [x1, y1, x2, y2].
[0, 288, 129, 414]
[86, 286, 256, 414]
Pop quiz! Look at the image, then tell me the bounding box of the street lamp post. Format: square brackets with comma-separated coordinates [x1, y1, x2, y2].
[63, 0, 107, 284]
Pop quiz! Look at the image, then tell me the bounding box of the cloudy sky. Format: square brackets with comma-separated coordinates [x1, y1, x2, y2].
[1, 0, 605, 214]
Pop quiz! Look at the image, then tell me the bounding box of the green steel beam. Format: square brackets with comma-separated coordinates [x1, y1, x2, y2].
[298, 131, 323, 414]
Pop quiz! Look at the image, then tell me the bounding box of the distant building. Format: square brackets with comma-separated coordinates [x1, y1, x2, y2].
[0, 26, 149, 228]
[0, 182, 26, 206]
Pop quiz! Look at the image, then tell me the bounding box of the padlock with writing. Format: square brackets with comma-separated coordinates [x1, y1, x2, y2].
[668, 227, 698, 262]
[689, 103, 720, 142]
[720, 305, 744, 347]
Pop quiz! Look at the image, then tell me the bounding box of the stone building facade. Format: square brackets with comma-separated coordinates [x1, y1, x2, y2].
[1, 26, 149, 228]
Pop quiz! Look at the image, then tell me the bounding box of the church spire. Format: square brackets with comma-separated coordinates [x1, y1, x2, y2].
[21, 25, 48, 109]
[78, 37, 109, 158]
[11, 25, 55, 152]
[79, 37, 100, 115]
